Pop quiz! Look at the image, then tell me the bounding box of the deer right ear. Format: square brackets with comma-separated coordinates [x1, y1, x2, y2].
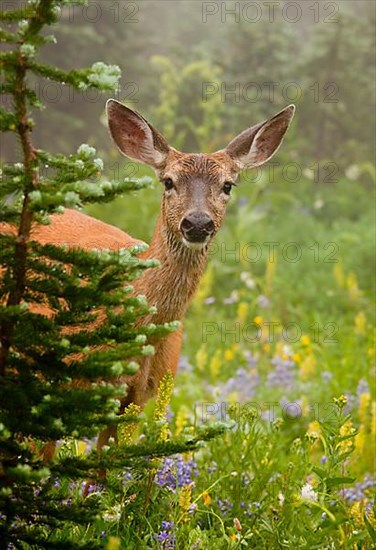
[225, 105, 295, 170]
[106, 99, 170, 168]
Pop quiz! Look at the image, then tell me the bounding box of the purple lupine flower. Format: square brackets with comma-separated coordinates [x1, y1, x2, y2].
[218, 366, 259, 402]
[280, 396, 302, 419]
[207, 461, 217, 474]
[178, 355, 193, 374]
[155, 456, 198, 492]
[320, 455, 328, 465]
[343, 393, 357, 415]
[341, 474, 376, 504]
[357, 378, 370, 397]
[267, 356, 295, 389]
[217, 498, 233, 516]
[321, 371, 333, 383]
[155, 520, 176, 549]
[256, 294, 270, 308]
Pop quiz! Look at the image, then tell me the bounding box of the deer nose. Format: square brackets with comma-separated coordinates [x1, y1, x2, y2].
[180, 212, 215, 243]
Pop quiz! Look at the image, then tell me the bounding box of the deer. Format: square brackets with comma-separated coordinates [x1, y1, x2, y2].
[1, 101, 295, 457]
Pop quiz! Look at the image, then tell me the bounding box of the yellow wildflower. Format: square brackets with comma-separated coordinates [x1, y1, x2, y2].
[237, 301, 249, 324]
[202, 490, 212, 506]
[153, 372, 174, 441]
[175, 406, 188, 436]
[354, 312, 366, 335]
[106, 537, 120, 550]
[358, 392, 371, 425]
[209, 350, 222, 378]
[333, 263, 345, 288]
[299, 354, 316, 380]
[354, 424, 366, 455]
[229, 533, 238, 542]
[253, 315, 263, 326]
[292, 352, 302, 364]
[300, 334, 311, 346]
[347, 272, 361, 301]
[307, 420, 321, 438]
[371, 401, 376, 438]
[338, 419, 355, 453]
[224, 348, 235, 361]
[178, 484, 192, 522]
[118, 402, 142, 444]
[263, 343, 271, 353]
[75, 440, 87, 456]
[196, 345, 207, 372]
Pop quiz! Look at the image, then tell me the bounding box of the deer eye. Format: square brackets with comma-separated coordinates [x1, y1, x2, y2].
[222, 182, 233, 195]
[163, 178, 174, 191]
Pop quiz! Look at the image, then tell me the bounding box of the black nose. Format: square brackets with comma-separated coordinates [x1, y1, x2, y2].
[180, 212, 215, 242]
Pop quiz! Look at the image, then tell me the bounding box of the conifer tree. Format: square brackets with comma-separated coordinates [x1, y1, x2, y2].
[0, 2, 227, 547]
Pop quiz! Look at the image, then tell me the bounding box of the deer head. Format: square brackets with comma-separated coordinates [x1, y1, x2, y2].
[106, 100, 295, 251]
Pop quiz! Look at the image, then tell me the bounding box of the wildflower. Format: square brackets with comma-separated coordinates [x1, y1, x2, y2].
[300, 334, 310, 346]
[256, 294, 270, 308]
[118, 402, 141, 444]
[179, 484, 193, 521]
[253, 315, 263, 326]
[346, 272, 361, 301]
[321, 371, 333, 383]
[203, 490, 212, 506]
[357, 378, 370, 397]
[354, 312, 366, 335]
[320, 455, 328, 465]
[105, 537, 120, 550]
[240, 271, 255, 289]
[307, 420, 321, 439]
[178, 355, 193, 374]
[153, 372, 174, 441]
[217, 367, 259, 402]
[209, 350, 222, 378]
[341, 474, 376, 505]
[237, 301, 249, 323]
[155, 455, 198, 492]
[299, 354, 316, 380]
[196, 346, 207, 371]
[345, 164, 361, 180]
[358, 391, 371, 424]
[233, 517, 242, 531]
[333, 263, 345, 288]
[267, 355, 295, 389]
[155, 520, 176, 549]
[301, 483, 318, 502]
[217, 498, 233, 516]
[371, 401, 376, 438]
[175, 406, 189, 436]
[338, 419, 356, 452]
[278, 492, 285, 505]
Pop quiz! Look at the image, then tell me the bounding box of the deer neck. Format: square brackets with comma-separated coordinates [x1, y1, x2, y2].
[134, 214, 209, 323]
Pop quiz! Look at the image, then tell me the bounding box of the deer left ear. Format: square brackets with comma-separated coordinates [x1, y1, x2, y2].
[225, 105, 295, 170]
[106, 99, 170, 168]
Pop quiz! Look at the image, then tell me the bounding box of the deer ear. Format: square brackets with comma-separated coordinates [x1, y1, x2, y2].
[106, 99, 170, 168]
[225, 105, 295, 170]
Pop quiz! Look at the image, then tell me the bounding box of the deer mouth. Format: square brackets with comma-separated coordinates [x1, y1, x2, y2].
[182, 235, 211, 250]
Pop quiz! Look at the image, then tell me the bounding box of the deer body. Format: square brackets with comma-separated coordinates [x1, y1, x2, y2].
[1, 101, 295, 444]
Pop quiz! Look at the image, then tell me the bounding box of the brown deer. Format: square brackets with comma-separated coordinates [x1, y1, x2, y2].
[1, 101, 295, 453]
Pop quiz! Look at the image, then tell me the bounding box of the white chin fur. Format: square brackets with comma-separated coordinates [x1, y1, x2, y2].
[182, 237, 208, 251]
